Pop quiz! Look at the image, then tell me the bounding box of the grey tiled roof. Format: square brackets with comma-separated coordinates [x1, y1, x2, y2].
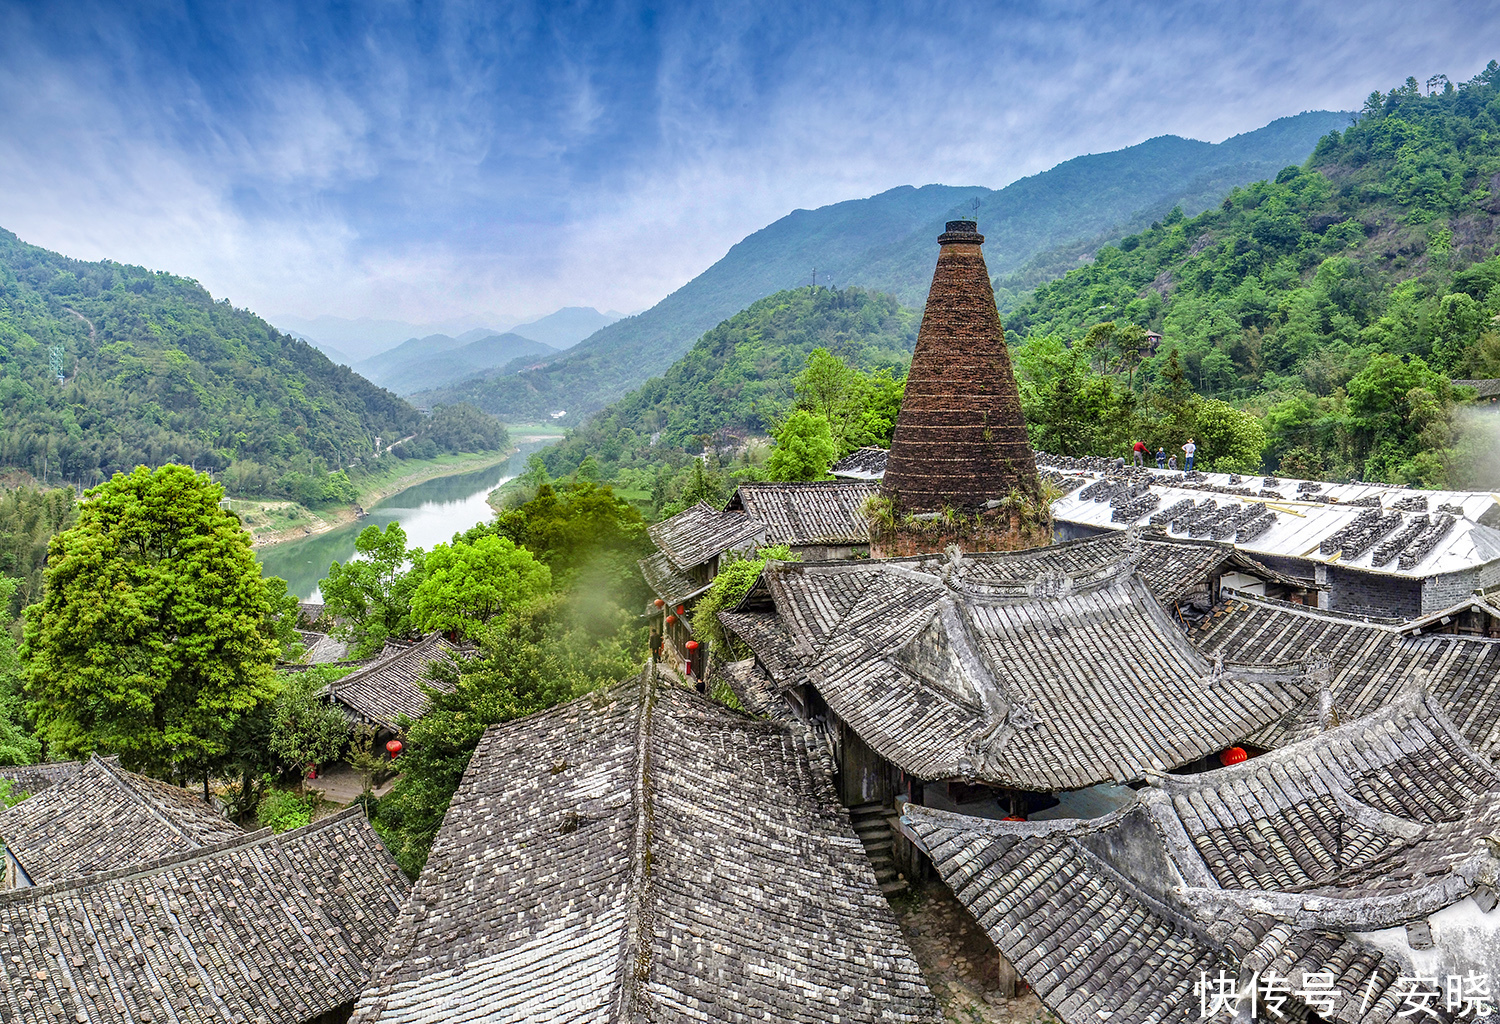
[1190, 595, 1500, 758]
[717, 610, 801, 690]
[714, 658, 796, 722]
[0, 759, 84, 797]
[328, 632, 460, 731]
[296, 629, 350, 663]
[829, 446, 888, 481]
[761, 557, 1313, 788]
[0, 755, 245, 884]
[724, 481, 877, 546]
[351, 669, 941, 1024]
[0, 807, 408, 1024]
[637, 550, 710, 606]
[647, 500, 764, 571]
[906, 694, 1500, 1024]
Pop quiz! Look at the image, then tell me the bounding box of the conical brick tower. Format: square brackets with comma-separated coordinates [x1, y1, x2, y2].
[873, 220, 1049, 557]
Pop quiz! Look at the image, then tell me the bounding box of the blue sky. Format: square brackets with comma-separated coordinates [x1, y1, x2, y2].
[0, 1, 1495, 326]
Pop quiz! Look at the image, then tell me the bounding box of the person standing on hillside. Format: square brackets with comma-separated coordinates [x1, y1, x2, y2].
[1132, 440, 1148, 467]
[1182, 438, 1197, 471]
[1155, 447, 1167, 469]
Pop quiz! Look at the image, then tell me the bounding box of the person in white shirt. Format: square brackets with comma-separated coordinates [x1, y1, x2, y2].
[1182, 439, 1197, 471]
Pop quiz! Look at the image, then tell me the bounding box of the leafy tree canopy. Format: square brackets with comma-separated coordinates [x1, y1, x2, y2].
[411, 535, 551, 640]
[22, 464, 283, 780]
[766, 410, 839, 482]
[1001, 61, 1500, 485]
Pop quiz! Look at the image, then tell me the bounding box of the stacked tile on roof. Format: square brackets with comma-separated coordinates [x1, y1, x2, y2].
[741, 554, 1313, 789]
[0, 807, 408, 1024]
[328, 631, 460, 731]
[906, 694, 1500, 1024]
[646, 500, 764, 571]
[724, 481, 877, 547]
[0, 754, 244, 885]
[829, 446, 889, 481]
[296, 629, 351, 663]
[351, 668, 942, 1024]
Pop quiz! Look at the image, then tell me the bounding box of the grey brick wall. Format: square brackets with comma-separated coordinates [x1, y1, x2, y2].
[1321, 564, 1421, 619]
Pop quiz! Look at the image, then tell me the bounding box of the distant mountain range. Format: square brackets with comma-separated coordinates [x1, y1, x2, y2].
[355, 332, 559, 395]
[272, 306, 624, 365]
[412, 110, 1352, 422]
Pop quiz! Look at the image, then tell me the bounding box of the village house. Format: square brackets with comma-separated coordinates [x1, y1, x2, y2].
[324, 631, 463, 735]
[0, 807, 408, 1024]
[0, 754, 244, 888]
[349, 666, 942, 1024]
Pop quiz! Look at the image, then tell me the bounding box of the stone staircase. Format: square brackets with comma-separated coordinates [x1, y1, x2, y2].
[848, 801, 908, 895]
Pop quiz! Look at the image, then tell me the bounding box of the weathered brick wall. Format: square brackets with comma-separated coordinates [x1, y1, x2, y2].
[872, 513, 1050, 558]
[1422, 568, 1480, 614]
[881, 221, 1041, 514]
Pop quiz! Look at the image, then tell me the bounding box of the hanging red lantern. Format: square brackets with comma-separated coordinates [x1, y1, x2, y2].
[1220, 746, 1248, 766]
[306, 763, 318, 780]
[685, 640, 699, 652]
[653, 598, 664, 608]
[386, 739, 404, 759]
[666, 614, 677, 625]
[675, 605, 685, 615]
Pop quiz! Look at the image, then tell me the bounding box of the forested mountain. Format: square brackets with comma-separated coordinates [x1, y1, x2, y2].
[355, 332, 556, 395]
[539, 286, 916, 503]
[1005, 63, 1500, 486]
[416, 110, 1348, 423]
[0, 229, 505, 497]
[507, 307, 623, 349]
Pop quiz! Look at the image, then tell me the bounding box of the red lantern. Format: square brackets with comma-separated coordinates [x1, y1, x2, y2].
[306, 763, 318, 780]
[653, 598, 664, 608]
[666, 614, 677, 625]
[675, 605, 685, 615]
[1220, 746, 1248, 766]
[685, 640, 699, 652]
[386, 739, 404, 759]
[1002, 815, 1026, 822]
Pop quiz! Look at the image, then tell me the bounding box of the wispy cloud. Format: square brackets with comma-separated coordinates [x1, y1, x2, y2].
[0, 0, 1494, 325]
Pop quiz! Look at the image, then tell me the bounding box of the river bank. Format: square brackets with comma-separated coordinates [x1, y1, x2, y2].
[241, 449, 520, 549]
[254, 432, 564, 600]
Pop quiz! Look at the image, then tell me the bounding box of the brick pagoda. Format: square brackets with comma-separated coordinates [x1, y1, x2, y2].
[873, 220, 1048, 556]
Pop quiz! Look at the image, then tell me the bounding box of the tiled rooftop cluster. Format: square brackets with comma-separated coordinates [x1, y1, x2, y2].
[905, 695, 1500, 1024]
[351, 668, 942, 1023]
[326, 631, 462, 731]
[723, 534, 1317, 790]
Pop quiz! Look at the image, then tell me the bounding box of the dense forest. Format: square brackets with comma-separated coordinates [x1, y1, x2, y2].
[538, 286, 916, 510]
[1005, 63, 1500, 486]
[0, 230, 508, 503]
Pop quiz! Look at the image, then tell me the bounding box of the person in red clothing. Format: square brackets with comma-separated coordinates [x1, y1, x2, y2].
[1131, 440, 1148, 467]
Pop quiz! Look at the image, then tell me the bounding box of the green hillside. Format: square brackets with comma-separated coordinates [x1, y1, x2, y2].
[1005, 63, 1500, 486]
[539, 286, 915, 504]
[417, 111, 1348, 423]
[0, 229, 506, 500]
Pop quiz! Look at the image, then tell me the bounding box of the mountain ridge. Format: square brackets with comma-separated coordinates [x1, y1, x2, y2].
[416, 109, 1351, 422]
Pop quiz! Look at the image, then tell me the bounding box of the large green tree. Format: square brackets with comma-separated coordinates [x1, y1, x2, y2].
[766, 410, 838, 482]
[22, 465, 282, 781]
[0, 578, 40, 766]
[322, 522, 423, 657]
